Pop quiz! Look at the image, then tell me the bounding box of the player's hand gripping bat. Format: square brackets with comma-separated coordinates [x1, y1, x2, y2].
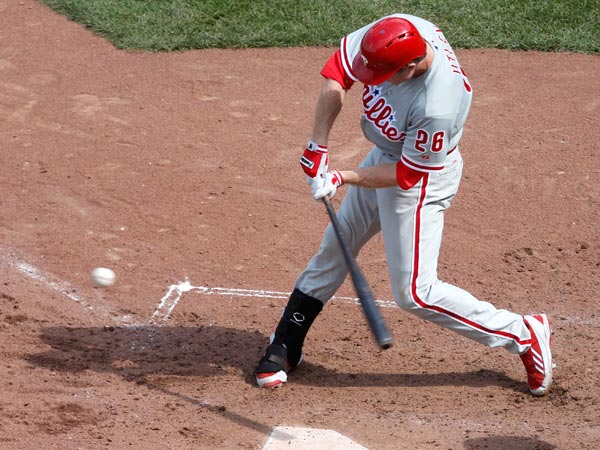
[322, 196, 393, 349]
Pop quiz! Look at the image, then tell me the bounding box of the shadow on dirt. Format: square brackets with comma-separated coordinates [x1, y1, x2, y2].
[465, 435, 557, 449]
[28, 325, 526, 393]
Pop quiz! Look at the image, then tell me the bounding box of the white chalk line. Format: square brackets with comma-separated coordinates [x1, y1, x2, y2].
[4, 244, 598, 333]
[150, 280, 397, 324]
[15, 260, 85, 304]
[1, 244, 390, 326]
[149, 280, 600, 330]
[1, 245, 134, 324]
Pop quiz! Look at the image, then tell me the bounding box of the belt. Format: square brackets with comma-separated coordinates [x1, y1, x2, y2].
[384, 146, 457, 159]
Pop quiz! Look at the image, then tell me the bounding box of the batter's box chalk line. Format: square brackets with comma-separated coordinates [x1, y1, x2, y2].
[150, 279, 396, 324]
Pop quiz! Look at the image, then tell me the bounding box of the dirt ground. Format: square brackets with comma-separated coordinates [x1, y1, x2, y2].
[1, 1, 600, 449]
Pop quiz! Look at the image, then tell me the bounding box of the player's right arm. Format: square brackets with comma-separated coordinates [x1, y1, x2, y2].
[310, 78, 346, 145]
[300, 50, 351, 182]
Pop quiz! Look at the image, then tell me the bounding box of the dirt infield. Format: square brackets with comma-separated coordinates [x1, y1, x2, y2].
[1, 1, 600, 449]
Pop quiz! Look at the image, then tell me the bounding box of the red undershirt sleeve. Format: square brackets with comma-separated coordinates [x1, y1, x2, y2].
[396, 160, 425, 190]
[320, 50, 355, 90]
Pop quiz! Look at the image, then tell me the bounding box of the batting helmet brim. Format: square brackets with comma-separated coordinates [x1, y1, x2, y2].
[351, 52, 400, 86]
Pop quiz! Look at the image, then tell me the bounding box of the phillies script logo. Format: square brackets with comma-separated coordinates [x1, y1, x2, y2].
[362, 85, 406, 142]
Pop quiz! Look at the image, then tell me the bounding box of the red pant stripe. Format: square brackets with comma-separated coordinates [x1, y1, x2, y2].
[410, 174, 529, 345]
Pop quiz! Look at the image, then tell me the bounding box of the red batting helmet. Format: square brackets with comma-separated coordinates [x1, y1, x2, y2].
[352, 17, 426, 85]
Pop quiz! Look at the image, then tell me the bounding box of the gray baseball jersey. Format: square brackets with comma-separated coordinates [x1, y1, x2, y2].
[341, 14, 473, 172]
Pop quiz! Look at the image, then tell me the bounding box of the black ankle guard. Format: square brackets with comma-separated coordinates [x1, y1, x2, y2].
[272, 288, 323, 366]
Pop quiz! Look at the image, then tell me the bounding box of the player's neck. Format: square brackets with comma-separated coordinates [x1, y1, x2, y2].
[414, 42, 434, 77]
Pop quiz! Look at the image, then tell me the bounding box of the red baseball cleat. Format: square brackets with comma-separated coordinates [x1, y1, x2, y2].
[255, 342, 302, 388]
[520, 314, 553, 396]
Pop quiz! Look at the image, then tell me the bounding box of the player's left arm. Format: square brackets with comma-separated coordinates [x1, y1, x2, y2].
[317, 115, 458, 196]
[342, 115, 457, 189]
[311, 163, 397, 200]
[400, 114, 457, 175]
[339, 164, 397, 189]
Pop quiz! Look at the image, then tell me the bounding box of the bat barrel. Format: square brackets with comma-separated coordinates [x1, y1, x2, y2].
[322, 197, 393, 349]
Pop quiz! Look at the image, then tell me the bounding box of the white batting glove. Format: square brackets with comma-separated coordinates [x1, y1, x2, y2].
[311, 169, 344, 201]
[307, 173, 325, 193]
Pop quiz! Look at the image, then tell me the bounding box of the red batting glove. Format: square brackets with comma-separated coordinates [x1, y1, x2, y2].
[300, 140, 328, 179]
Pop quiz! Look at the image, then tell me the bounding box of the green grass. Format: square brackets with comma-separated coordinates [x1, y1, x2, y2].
[40, 0, 599, 53]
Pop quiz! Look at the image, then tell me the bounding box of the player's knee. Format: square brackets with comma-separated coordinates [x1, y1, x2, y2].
[392, 278, 433, 312]
[392, 283, 416, 310]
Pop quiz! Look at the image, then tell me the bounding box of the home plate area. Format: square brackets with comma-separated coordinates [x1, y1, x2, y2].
[263, 427, 367, 449]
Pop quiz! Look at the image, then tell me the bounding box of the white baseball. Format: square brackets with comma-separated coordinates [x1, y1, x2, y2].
[91, 267, 116, 287]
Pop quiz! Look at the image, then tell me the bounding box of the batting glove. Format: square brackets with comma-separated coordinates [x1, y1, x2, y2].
[311, 169, 344, 201]
[300, 140, 328, 179]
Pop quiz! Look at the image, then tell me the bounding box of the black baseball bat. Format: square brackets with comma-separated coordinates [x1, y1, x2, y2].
[322, 196, 393, 349]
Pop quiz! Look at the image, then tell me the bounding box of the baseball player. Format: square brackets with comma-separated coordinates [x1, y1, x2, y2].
[255, 14, 553, 396]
